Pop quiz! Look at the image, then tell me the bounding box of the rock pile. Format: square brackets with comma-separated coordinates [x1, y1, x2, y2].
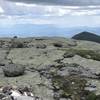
[0, 85, 41, 100]
[57, 63, 100, 79]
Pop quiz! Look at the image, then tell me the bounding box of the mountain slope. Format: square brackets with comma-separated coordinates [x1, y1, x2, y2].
[72, 31, 100, 43]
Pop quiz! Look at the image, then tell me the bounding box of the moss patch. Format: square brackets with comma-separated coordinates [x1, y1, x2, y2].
[52, 75, 87, 99]
[52, 74, 100, 100]
[63, 49, 100, 61]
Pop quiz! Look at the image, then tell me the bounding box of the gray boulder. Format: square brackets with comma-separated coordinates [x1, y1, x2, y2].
[2, 64, 25, 77]
[53, 42, 63, 47]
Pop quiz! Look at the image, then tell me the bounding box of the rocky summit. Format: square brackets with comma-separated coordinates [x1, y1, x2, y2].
[0, 37, 100, 100]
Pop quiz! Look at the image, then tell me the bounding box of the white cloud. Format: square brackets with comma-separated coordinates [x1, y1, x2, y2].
[15, 2, 37, 7]
[0, 1, 99, 17]
[0, 6, 4, 13]
[88, 5, 100, 8]
[0, 0, 100, 28]
[14, 2, 100, 16]
[0, 15, 52, 27]
[6, 0, 100, 6]
[71, 10, 100, 16]
[44, 6, 71, 16]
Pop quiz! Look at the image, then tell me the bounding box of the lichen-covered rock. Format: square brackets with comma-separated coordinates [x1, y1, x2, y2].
[57, 63, 99, 79]
[0, 85, 38, 100]
[67, 40, 77, 47]
[53, 42, 63, 47]
[14, 96, 35, 100]
[35, 44, 47, 49]
[63, 52, 75, 58]
[1, 96, 12, 100]
[11, 41, 25, 48]
[0, 93, 6, 99]
[2, 64, 25, 77]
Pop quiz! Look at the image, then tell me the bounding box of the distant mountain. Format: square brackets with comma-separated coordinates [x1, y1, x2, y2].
[0, 24, 100, 38]
[72, 31, 100, 43]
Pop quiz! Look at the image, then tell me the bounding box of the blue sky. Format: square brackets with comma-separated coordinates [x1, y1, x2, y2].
[0, 0, 100, 37]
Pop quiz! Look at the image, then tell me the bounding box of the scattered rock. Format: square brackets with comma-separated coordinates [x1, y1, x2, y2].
[35, 38, 46, 41]
[0, 37, 99, 100]
[2, 96, 12, 100]
[11, 41, 25, 48]
[67, 40, 77, 47]
[53, 42, 63, 47]
[57, 63, 99, 79]
[18, 85, 33, 95]
[63, 52, 75, 58]
[2, 64, 25, 77]
[52, 75, 87, 100]
[0, 93, 6, 99]
[35, 44, 47, 49]
[0, 85, 38, 100]
[14, 96, 35, 100]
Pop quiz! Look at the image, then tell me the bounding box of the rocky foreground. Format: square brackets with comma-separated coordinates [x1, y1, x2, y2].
[0, 37, 100, 100]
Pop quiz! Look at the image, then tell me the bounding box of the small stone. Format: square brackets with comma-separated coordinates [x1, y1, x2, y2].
[0, 93, 6, 99]
[35, 44, 46, 49]
[14, 96, 35, 100]
[53, 43, 63, 47]
[2, 96, 12, 100]
[63, 52, 75, 58]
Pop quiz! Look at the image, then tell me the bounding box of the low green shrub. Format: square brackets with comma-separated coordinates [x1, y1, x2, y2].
[86, 92, 96, 100]
[11, 41, 24, 48]
[64, 49, 100, 61]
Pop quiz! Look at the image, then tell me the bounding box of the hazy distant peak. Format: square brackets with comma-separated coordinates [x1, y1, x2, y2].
[72, 31, 100, 43]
